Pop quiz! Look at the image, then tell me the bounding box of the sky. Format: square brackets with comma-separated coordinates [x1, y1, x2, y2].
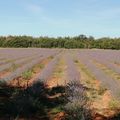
[0, 0, 120, 38]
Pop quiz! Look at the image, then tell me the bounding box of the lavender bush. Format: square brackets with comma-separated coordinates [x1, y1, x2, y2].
[64, 81, 92, 120]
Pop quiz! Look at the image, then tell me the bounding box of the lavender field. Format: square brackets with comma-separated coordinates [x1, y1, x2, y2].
[0, 48, 120, 119]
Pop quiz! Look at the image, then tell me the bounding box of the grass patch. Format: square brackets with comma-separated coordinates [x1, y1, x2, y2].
[22, 70, 33, 80]
[32, 57, 53, 73]
[50, 106, 63, 114]
[53, 58, 65, 78]
[74, 59, 98, 92]
[75, 60, 96, 82]
[109, 99, 120, 109]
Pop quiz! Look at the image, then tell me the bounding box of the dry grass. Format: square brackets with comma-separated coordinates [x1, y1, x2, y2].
[109, 99, 120, 110]
[74, 59, 97, 88]
[74, 59, 118, 117]
[46, 55, 67, 88]
[93, 60, 120, 81]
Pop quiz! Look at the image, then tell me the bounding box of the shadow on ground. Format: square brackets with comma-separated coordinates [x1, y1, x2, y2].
[0, 80, 120, 120]
[0, 81, 66, 120]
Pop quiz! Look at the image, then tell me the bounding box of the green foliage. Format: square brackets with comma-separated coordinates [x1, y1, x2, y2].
[22, 70, 33, 80]
[109, 99, 120, 109]
[0, 35, 120, 49]
[50, 106, 63, 114]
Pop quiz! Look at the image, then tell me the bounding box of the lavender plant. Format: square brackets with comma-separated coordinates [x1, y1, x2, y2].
[77, 51, 120, 99]
[0, 49, 60, 82]
[64, 81, 92, 120]
[37, 54, 60, 82]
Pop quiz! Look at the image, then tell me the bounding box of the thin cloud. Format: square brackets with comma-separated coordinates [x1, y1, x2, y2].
[25, 4, 43, 14]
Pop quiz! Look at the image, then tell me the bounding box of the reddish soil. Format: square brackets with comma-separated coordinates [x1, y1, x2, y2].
[46, 77, 66, 88]
[91, 91, 118, 120]
[8, 57, 51, 87]
[0, 70, 11, 78]
[54, 112, 65, 120]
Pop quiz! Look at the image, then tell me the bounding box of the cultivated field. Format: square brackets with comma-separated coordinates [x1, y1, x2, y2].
[0, 48, 120, 119]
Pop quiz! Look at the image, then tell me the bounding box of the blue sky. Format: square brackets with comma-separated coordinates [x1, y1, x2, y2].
[0, 0, 120, 38]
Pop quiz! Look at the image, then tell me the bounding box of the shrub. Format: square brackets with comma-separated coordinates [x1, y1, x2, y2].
[64, 81, 92, 120]
[22, 70, 33, 80]
[0, 81, 48, 119]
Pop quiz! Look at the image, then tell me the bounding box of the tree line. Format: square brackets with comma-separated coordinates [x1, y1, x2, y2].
[0, 35, 120, 49]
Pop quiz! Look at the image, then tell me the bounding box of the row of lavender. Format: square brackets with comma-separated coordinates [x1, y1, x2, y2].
[0, 48, 61, 82]
[0, 48, 120, 100]
[0, 48, 120, 119]
[77, 49, 120, 99]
